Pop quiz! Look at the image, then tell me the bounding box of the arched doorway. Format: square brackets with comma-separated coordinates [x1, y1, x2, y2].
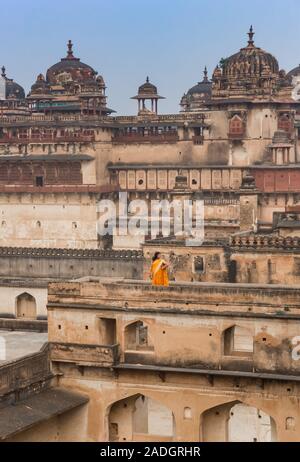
[200, 401, 276, 442]
[108, 394, 175, 442]
[124, 321, 154, 351]
[16, 293, 37, 319]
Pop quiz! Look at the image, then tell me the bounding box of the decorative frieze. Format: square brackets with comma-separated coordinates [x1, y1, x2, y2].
[111, 166, 243, 191]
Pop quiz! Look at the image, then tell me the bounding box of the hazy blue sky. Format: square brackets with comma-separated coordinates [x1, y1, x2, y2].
[0, 0, 299, 114]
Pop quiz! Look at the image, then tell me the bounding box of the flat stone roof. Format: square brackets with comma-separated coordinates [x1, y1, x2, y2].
[0, 387, 89, 440]
[0, 330, 48, 364]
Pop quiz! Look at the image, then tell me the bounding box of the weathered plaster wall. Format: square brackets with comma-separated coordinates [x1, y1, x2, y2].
[0, 193, 98, 248]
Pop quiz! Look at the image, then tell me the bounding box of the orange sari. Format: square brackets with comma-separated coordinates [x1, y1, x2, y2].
[151, 258, 169, 286]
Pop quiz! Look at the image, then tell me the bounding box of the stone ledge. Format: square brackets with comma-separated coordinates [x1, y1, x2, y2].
[0, 318, 47, 332]
[114, 363, 300, 382]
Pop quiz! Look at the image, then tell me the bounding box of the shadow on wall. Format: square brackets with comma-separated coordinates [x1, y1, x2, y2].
[200, 401, 277, 442]
[207, 143, 229, 165]
[108, 394, 175, 442]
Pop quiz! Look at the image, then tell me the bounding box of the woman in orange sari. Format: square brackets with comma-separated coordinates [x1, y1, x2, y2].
[150, 252, 169, 287]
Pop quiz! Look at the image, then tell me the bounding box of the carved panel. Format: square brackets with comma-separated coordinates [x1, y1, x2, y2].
[118, 171, 127, 189]
[212, 170, 222, 189]
[190, 170, 200, 190]
[168, 170, 178, 189]
[157, 170, 168, 189]
[201, 169, 211, 189]
[230, 170, 242, 189]
[147, 170, 157, 189]
[127, 170, 136, 189]
[221, 169, 230, 189]
[136, 170, 146, 190]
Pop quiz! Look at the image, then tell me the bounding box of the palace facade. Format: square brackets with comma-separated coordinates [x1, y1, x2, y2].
[1, 28, 300, 442]
[0, 29, 299, 251]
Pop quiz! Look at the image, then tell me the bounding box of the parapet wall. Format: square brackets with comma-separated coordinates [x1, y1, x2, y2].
[48, 279, 300, 314]
[0, 247, 143, 279]
[0, 343, 52, 404]
[47, 279, 300, 376]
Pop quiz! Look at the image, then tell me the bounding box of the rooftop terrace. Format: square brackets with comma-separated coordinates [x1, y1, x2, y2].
[0, 330, 48, 365]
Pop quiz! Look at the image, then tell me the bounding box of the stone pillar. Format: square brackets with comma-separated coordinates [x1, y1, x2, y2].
[240, 194, 258, 232]
[240, 171, 258, 232]
[174, 411, 200, 442]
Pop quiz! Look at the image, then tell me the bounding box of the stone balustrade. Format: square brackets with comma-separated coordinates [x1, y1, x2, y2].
[230, 234, 300, 249]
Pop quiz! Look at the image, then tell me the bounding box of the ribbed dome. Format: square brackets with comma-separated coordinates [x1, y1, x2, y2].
[6, 80, 25, 99]
[1, 66, 25, 100]
[138, 77, 158, 96]
[187, 81, 212, 95]
[187, 68, 212, 96]
[46, 41, 97, 84]
[28, 41, 112, 115]
[211, 27, 285, 99]
[180, 67, 212, 112]
[222, 27, 279, 79]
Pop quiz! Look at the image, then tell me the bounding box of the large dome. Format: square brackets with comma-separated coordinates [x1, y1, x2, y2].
[287, 65, 300, 79]
[222, 27, 279, 79]
[180, 67, 212, 112]
[212, 27, 286, 99]
[28, 41, 112, 115]
[46, 40, 97, 84]
[1, 66, 25, 100]
[187, 68, 212, 97]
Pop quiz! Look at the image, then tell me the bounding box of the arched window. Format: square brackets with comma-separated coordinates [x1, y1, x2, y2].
[229, 115, 245, 138]
[16, 292, 37, 319]
[125, 321, 153, 351]
[223, 325, 253, 357]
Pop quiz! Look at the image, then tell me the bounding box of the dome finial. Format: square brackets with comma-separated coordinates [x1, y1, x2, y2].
[146, 76, 149, 83]
[247, 25, 255, 47]
[1, 66, 6, 78]
[67, 40, 74, 58]
[203, 66, 208, 82]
